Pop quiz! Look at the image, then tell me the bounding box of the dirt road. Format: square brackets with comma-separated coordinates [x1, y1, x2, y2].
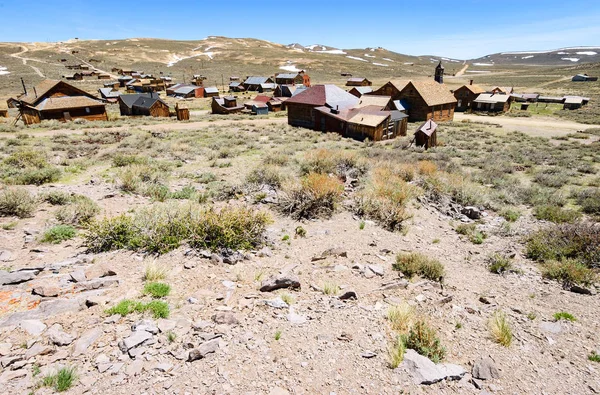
[10, 46, 45, 78]
[454, 63, 469, 77]
[454, 112, 600, 137]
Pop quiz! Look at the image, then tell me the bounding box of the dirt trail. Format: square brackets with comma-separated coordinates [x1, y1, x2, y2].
[454, 112, 600, 137]
[2, 117, 288, 138]
[536, 76, 571, 88]
[454, 63, 469, 77]
[10, 46, 44, 78]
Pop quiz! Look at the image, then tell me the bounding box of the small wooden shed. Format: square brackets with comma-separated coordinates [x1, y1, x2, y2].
[175, 103, 190, 121]
[414, 119, 438, 149]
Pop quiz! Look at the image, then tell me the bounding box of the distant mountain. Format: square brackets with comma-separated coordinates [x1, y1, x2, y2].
[470, 47, 600, 66]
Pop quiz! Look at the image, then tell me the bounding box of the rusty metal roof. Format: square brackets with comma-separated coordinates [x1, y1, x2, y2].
[286, 84, 359, 109]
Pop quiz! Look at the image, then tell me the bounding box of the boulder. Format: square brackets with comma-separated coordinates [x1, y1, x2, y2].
[0, 270, 39, 285]
[260, 274, 300, 292]
[119, 331, 153, 352]
[472, 356, 500, 380]
[188, 338, 219, 361]
[311, 248, 347, 262]
[72, 327, 102, 356]
[212, 312, 239, 325]
[19, 319, 46, 336]
[461, 206, 482, 220]
[47, 324, 75, 346]
[402, 349, 466, 385]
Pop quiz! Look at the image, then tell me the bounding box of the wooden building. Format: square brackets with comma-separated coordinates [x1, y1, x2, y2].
[348, 86, 373, 98]
[572, 74, 598, 82]
[489, 86, 514, 95]
[204, 87, 220, 97]
[175, 103, 190, 121]
[472, 93, 512, 113]
[434, 61, 444, 84]
[98, 87, 121, 103]
[369, 80, 457, 122]
[118, 93, 170, 117]
[453, 81, 486, 112]
[414, 119, 438, 149]
[286, 84, 359, 129]
[166, 84, 204, 98]
[274, 84, 306, 97]
[97, 74, 111, 80]
[275, 72, 310, 87]
[10, 79, 107, 125]
[563, 96, 589, 110]
[243, 76, 274, 91]
[346, 77, 372, 87]
[0, 101, 8, 118]
[211, 96, 245, 114]
[229, 82, 245, 92]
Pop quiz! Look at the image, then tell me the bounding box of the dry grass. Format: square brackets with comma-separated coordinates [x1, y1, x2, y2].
[387, 303, 415, 333]
[489, 311, 513, 347]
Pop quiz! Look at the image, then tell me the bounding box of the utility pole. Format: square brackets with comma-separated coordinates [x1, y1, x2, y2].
[221, 74, 224, 93]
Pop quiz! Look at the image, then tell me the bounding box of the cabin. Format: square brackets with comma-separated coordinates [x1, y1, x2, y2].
[118, 75, 134, 87]
[512, 93, 539, 103]
[286, 84, 359, 129]
[98, 88, 121, 103]
[118, 93, 170, 117]
[274, 84, 306, 97]
[166, 84, 204, 98]
[229, 82, 245, 92]
[538, 96, 565, 104]
[275, 72, 310, 87]
[453, 81, 486, 111]
[252, 103, 269, 115]
[104, 81, 120, 89]
[346, 77, 372, 87]
[243, 76, 274, 91]
[211, 96, 245, 114]
[348, 86, 373, 98]
[563, 96, 590, 110]
[369, 80, 457, 122]
[0, 101, 8, 118]
[572, 74, 598, 82]
[204, 87, 220, 97]
[354, 95, 392, 110]
[472, 93, 512, 113]
[259, 83, 277, 93]
[267, 98, 283, 112]
[414, 119, 438, 149]
[175, 103, 190, 121]
[97, 74, 111, 80]
[230, 76, 240, 81]
[490, 86, 514, 95]
[10, 79, 107, 125]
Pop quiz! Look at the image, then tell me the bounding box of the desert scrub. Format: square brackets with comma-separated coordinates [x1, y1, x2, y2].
[278, 173, 344, 219]
[420, 171, 484, 207]
[526, 223, 599, 269]
[388, 336, 406, 369]
[105, 299, 169, 319]
[41, 366, 77, 392]
[55, 195, 100, 225]
[355, 165, 420, 231]
[84, 202, 271, 254]
[553, 312, 576, 322]
[143, 282, 171, 298]
[300, 148, 368, 177]
[0, 187, 38, 218]
[402, 320, 446, 363]
[455, 223, 487, 244]
[117, 163, 171, 194]
[387, 303, 415, 333]
[42, 190, 72, 206]
[112, 154, 149, 167]
[41, 225, 77, 244]
[393, 252, 445, 282]
[574, 188, 600, 216]
[541, 259, 597, 288]
[533, 204, 581, 223]
[500, 208, 521, 222]
[245, 166, 285, 188]
[489, 311, 512, 347]
[144, 263, 168, 281]
[487, 253, 514, 274]
[1, 149, 61, 185]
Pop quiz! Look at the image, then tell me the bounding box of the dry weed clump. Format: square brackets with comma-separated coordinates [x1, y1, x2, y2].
[300, 148, 368, 177]
[489, 311, 513, 347]
[0, 187, 38, 218]
[84, 203, 271, 254]
[1, 149, 61, 185]
[355, 165, 420, 231]
[278, 173, 344, 219]
[393, 252, 445, 282]
[55, 195, 100, 226]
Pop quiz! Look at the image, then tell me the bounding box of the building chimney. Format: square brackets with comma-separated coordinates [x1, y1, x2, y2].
[33, 87, 37, 98]
[470, 79, 473, 85]
[21, 78, 27, 95]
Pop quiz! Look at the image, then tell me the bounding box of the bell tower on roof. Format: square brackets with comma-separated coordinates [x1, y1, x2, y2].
[435, 61, 444, 84]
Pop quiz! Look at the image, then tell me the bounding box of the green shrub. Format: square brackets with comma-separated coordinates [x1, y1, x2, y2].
[246, 166, 284, 188]
[169, 185, 196, 200]
[42, 366, 77, 392]
[394, 252, 445, 282]
[455, 223, 487, 244]
[0, 188, 38, 218]
[534, 205, 581, 223]
[55, 195, 100, 225]
[41, 225, 77, 244]
[105, 299, 169, 319]
[589, 352, 600, 363]
[553, 312, 576, 322]
[500, 208, 521, 222]
[145, 183, 170, 202]
[112, 154, 148, 167]
[402, 320, 446, 363]
[574, 189, 600, 215]
[143, 282, 171, 298]
[388, 335, 406, 369]
[487, 253, 514, 274]
[541, 259, 597, 288]
[85, 203, 271, 254]
[278, 173, 344, 220]
[526, 223, 599, 269]
[2, 149, 61, 185]
[42, 190, 72, 205]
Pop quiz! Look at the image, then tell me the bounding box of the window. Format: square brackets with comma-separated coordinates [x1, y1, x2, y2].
[85, 107, 90, 113]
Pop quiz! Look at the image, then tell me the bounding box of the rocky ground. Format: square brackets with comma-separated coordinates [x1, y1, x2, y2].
[1, 179, 599, 394]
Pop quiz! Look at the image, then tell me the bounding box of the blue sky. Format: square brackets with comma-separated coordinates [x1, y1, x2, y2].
[0, 0, 599, 59]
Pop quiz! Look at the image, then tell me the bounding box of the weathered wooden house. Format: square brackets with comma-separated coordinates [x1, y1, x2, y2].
[118, 93, 170, 117]
[285, 84, 359, 129]
[414, 119, 438, 149]
[267, 98, 283, 112]
[259, 83, 276, 93]
[472, 93, 512, 112]
[453, 81, 486, 111]
[512, 93, 539, 103]
[118, 75, 134, 87]
[97, 74, 111, 80]
[211, 96, 245, 114]
[348, 86, 373, 97]
[230, 76, 240, 81]
[243, 77, 275, 91]
[229, 82, 245, 92]
[275, 72, 310, 86]
[274, 84, 306, 98]
[369, 80, 457, 122]
[563, 96, 589, 110]
[166, 84, 204, 98]
[572, 74, 598, 82]
[252, 103, 269, 115]
[204, 87, 220, 97]
[104, 81, 120, 89]
[11, 79, 107, 125]
[490, 86, 514, 95]
[346, 77, 372, 87]
[98, 88, 121, 103]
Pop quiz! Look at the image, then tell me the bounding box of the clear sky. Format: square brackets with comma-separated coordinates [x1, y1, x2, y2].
[0, 0, 599, 59]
